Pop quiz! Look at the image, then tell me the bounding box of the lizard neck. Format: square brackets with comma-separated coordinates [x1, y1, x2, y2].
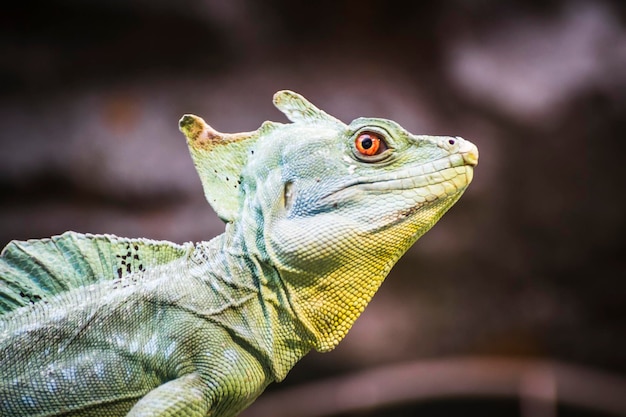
[193, 224, 314, 381]
[259, 198, 463, 353]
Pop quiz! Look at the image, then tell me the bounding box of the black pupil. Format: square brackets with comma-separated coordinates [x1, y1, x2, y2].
[361, 136, 373, 149]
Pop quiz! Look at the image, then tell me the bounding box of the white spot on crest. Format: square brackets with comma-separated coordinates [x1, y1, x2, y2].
[112, 334, 127, 348]
[21, 396, 36, 408]
[46, 379, 58, 393]
[164, 341, 177, 359]
[93, 362, 105, 379]
[143, 335, 158, 356]
[128, 340, 139, 353]
[224, 348, 239, 363]
[61, 367, 77, 382]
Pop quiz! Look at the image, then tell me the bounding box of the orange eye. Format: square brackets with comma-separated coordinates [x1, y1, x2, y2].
[355, 132, 386, 156]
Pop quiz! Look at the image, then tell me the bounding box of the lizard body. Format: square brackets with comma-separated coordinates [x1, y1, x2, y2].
[0, 90, 478, 416]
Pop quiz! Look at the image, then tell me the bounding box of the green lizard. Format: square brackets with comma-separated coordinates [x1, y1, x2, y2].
[0, 90, 478, 416]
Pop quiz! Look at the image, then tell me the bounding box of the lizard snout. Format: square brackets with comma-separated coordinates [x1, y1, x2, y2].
[458, 138, 479, 167]
[444, 136, 479, 167]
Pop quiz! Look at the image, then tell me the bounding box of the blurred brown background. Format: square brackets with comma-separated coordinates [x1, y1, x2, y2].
[1, 0, 625, 416]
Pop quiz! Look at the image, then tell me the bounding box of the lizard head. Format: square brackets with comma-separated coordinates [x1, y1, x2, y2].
[180, 90, 478, 352]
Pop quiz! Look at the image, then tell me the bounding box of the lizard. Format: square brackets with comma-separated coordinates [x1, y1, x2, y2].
[0, 90, 478, 416]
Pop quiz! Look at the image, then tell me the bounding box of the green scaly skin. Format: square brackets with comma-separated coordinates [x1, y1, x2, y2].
[0, 91, 478, 416]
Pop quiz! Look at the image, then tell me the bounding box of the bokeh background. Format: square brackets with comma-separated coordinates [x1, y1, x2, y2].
[1, 0, 625, 416]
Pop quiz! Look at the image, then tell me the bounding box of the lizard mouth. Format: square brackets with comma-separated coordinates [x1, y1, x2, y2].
[323, 150, 477, 205]
[358, 155, 474, 195]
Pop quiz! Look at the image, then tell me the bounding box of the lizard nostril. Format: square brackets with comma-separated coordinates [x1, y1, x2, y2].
[448, 139, 456, 146]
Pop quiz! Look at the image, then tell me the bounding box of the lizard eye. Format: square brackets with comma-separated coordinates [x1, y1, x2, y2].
[355, 131, 388, 157]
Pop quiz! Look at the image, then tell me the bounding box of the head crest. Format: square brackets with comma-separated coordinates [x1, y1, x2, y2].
[179, 91, 343, 222]
[273, 90, 343, 126]
[179, 114, 263, 222]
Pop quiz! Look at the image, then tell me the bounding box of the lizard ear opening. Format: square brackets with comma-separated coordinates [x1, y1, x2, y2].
[283, 181, 295, 212]
[179, 114, 262, 223]
[273, 90, 345, 127]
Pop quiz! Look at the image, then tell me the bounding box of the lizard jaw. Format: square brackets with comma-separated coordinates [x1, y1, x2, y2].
[322, 149, 476, 205]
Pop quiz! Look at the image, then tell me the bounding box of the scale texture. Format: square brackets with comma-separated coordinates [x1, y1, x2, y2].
[0, 90, 478, 416]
